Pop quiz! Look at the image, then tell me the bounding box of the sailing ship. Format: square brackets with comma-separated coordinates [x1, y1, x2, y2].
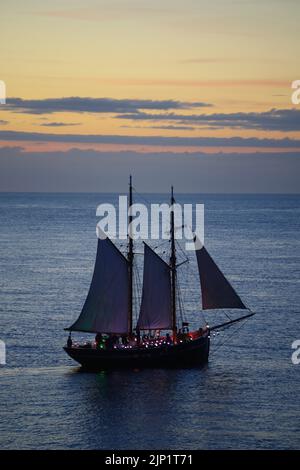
[64, 177, 254, 369]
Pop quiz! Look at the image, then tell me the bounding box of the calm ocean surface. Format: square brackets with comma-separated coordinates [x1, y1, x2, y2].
[0, 193, 299, 450]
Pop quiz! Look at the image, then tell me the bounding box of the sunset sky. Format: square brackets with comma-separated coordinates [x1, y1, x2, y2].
[0, 0, 299, 192]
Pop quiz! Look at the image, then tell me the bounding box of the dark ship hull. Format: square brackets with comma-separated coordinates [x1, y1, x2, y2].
[64, 331, 210, 370]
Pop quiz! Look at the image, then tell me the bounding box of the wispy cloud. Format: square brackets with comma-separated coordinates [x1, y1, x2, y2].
[121, 125, 197, 131]
[117, 108, 300, 132]
[1, 130, 300, 148]
[40, 122, 82, 127]
[5, 97, 211, 115]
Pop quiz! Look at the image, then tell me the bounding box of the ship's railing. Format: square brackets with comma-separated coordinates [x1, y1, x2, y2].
[66, 328, 207, 350]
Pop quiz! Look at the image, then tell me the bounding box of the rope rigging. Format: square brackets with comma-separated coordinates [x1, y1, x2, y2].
[209, 314, 252, 356]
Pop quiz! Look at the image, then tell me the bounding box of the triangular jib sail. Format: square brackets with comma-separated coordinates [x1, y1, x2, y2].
[137, 243, 172, 330]
[195, 238, 246, 310]
[68, 235, 129, 334]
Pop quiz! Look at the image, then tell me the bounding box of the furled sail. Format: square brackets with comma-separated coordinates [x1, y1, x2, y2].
[137, 243, 172, 330]
[195, 238, 246, 310]
[68, 235, 129, 334]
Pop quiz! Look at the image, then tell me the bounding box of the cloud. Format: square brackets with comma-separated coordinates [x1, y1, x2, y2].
[1, 130, 300, 148]
[121, 125, 197, 131]
[117, 108, 300, 132]
[5, 97, 211, 115]
[0, 146, 299, 193]
[40, 122, 81, 127]
[5, 97, 298, 133]
[0, 120, 8, 125]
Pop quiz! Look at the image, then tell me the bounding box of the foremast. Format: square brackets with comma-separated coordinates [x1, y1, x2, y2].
[170, 186, 177, 343]
[128, 175, 134, 335]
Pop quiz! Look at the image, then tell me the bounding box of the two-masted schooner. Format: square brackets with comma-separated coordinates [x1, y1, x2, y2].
[64, 177, 254, 369]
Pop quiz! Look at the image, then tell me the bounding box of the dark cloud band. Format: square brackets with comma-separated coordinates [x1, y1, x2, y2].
[116, 108, 300, 132]
[5, 97, 211, 115]
[0, 130, 300, 148]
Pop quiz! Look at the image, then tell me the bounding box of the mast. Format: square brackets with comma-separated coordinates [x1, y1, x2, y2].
[170, 186, 177, 342]
[128, 175, 133, 335]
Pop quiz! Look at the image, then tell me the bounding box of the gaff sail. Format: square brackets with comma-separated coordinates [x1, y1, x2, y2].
[67, 235, 129, 334]
[137, 243, 172, 330]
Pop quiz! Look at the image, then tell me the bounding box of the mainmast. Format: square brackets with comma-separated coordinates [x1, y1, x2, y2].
[170, 186, 177, 343]
[128, 175, 133, 335]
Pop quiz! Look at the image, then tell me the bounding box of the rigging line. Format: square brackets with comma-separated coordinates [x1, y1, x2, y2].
[133, 263, 142, 318]
[134, 263, 142, 302]
[175, 280, 182, 324]
[153, 239, 170, 251]
[176, 277, 186, 324]
[177, 239, 191, 261]
[176, 285, 184, 326]
[175, 239, 186, 255]
[180, 280, 187, 321]
[176, 259, 189, 269]
[210, 323, 244, 355]
[131, 261, 136, 323]
[133, 269, 137, 314]
[175, 240, 189, 264]
[133, 186, 181, 229]
[132, 187, 153, 207]
[183, 248, 208, 325]
[149, 240, 169, 264]
[224, 311, 233, 321]
[209, 315, 251, 357]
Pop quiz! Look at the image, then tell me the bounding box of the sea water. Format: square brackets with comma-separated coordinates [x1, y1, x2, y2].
[0, 193, 299, 449]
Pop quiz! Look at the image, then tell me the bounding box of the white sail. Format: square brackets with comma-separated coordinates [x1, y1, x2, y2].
[137, 243, 172, 330]
[68, 236, 129, 334]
